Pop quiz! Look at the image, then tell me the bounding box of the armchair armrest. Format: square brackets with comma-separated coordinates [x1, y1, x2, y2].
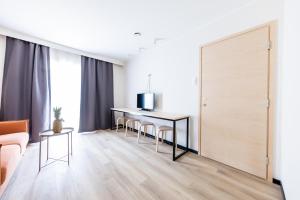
[0, 120, 29, 135]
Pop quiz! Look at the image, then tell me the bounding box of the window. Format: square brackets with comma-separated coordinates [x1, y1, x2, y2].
[50, 49, 81, 131]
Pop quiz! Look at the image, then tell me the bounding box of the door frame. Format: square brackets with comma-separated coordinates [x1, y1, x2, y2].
[198, 21, 277, 182]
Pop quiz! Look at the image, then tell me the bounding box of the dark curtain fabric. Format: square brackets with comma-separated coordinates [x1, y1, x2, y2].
[79, 56, 114, 132]
[0, 37, 51, 142]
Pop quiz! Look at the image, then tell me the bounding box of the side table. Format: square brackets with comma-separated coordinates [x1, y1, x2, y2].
[39, 127, 74, 172]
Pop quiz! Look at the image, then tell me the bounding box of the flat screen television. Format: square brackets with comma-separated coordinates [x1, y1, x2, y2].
[137, 93, 155, 111]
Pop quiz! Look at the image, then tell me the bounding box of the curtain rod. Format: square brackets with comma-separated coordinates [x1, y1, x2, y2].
[0, 26, 125, 66]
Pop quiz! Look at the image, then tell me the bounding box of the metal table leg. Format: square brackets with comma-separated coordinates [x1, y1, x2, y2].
[71, 131, 73, 155]
[68, 133, 70, 166]
[123, 112, 125, 128]
[39, 136, 42, 172]
[46, 137, 49, 160]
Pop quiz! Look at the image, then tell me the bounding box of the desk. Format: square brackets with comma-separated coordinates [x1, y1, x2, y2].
[111, 108, 189, 161]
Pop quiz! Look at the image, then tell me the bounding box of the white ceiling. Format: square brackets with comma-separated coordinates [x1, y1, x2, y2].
[0, 0, 253, 62]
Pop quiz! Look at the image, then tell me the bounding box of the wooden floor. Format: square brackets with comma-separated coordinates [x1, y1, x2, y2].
[1, 130, 283, 200]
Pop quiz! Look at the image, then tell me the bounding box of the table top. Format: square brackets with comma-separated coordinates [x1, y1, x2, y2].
[39, 128, 74, 137]
[111, 107, 189, 121]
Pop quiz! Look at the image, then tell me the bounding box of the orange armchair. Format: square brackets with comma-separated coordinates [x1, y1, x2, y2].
[0, 120, 29, 196]
[0, 120, 29, 135]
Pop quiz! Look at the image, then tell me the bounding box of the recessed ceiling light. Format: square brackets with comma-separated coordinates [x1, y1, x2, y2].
[154, 38, 165, 45]
[138, 47, 146, 52]
[134, 32, 142, 37]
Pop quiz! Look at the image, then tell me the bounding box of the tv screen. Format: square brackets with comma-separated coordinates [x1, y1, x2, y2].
[137, 93, 155, 111]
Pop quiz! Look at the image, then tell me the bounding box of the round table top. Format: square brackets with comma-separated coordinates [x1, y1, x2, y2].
[39, 128, 74, 137]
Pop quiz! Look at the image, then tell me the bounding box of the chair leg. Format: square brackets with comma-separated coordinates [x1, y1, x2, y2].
[125, 120, 130, 136]
[137, 121, 141, 133]
[161, 131, 164, 144]
[137, 125, 142, 143]
[131, 121, 134, 131]
[156, 131, 160, 152]
[144, 126, 147, 137]
[152, 126, 156, 141]
[116, 119, 119, 133]
[134, 121, 136, 131]
[130, 122, 132, 132]
[116, 118, 120, 133]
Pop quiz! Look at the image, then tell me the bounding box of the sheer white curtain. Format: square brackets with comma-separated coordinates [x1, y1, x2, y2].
[0, 35, 6, 105]
[50, 49, 81, 131]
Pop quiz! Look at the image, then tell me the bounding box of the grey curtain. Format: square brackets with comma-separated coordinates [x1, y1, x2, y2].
[79, 56, 114, 132]
[0, 37, 51, 142]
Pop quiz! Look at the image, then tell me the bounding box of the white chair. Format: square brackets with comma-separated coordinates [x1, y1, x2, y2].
[156, 125, 177, 152]
[137, 121, 156, 143]
[116, 116, 131, 133]
[125, 119, 141, 136]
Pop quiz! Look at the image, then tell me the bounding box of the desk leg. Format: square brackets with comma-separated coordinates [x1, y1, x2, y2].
[68, 134, 70, 166]
[172, 121, 176, 161]
[186, 117, 189, 151]
[39, 136, 42, 172]
[173, 117, 189, 161]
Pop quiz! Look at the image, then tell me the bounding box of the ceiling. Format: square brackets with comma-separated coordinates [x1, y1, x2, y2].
[0, 0, 253, 62]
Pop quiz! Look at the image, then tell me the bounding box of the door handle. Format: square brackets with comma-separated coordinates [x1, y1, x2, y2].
[202, 97, 207, 107]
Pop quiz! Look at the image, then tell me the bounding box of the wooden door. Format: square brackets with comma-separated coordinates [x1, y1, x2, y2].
[200, 26, 271, 179]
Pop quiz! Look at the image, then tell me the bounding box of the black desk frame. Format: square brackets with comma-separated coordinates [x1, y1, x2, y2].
[111, 109, 189, 161]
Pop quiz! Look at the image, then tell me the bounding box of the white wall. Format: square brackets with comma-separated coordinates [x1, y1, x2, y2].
[113, 65, 126, 108]
[113, 64, 126, 120]
[280, 0, 300, 199]
[125, 0, 283, 178]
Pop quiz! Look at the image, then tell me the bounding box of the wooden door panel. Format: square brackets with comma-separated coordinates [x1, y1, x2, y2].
[201, 26, 270, 178]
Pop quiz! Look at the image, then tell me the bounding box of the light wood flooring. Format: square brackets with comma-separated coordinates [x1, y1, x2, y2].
[1, 130, 283, 200]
